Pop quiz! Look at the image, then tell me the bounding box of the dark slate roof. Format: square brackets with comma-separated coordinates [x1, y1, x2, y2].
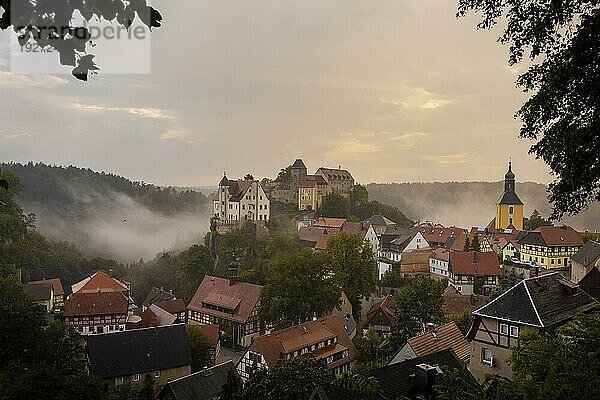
[143, 287, 176, 308]
[474, 273, 597, 327]
[579, 267, 600, 300]
[361, 215, 397, 227]
[218, 174, 230, 187]
[22, 283, 52, 301]
[157, 361, 236, 400]
[572, 241, 600, 269]
[291, 159, 307, 169]
[497, 190, 524, 205]
[87, 324, 191, 379]
[369, 349, 467, 400]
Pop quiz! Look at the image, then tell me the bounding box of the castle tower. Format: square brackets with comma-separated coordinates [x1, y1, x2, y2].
[495, 160, 524, 230]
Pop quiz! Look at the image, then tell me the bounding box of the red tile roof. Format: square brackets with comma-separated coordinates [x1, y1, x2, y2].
[298, 226, 326, 243]
[196, 324, 220, 347]
[154, 298, 186, 315]
[363, 294, 395, 328]
[71, 271, 128, 294]
[314, 217, 347, 229]
[442, 285, 487, 314]
[250, 314, 358, 369]
[342, 222, 370, 240]
[449, 251, 500, 276]
[406, 322, 470, 361]
[139, 304, 177, 328]
[29, 278, 64, 297]
[64, 291, 128, 316]
[228, 180, 254, 202]
[415, 225, 467, 245]
[187, 276, 263, 324]
[536, 225, 583, 246]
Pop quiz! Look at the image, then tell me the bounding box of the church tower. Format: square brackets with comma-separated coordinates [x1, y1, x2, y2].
[495, 160, 524, 230]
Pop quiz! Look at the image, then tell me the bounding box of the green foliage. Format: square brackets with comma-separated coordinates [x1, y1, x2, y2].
[319, 193, 351, 218]
[488, 269, 523, 300]
[218, 368, 244, 400]
[138, 374, 155, 400]
[352, 200, 414, 229]
[380, 267, 409, 288]
[0, 276, 47, 366]
[274, 167, 291, 183]
[332, 373, 385, 400]
[523, 209, 552, 231]
[471, 235, 481, 252]
[350, 185, 369, 209]
[352, 329, 387, 374]
[446, 310, 473, 336]
[259, 249, 341, 330]
[581, 232, 600, 243]
[0, 279, 106, 399]
[326, 232, 377, 317]
[457, 1, 600, 219]
[186, 325, 212, 372]
[242, 355, 332, 400]
[390, 276, 445, 350]
[463, 236, 471, 251]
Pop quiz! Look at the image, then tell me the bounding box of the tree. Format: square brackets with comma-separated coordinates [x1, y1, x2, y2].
[463, 236, 471, 251]
[259, 250, 341, 330]
[446, 310, 473, 336]
[457, 1, 600, 219]
[0, 1, 162, 80]
[582, 232, 600, 243]
[242, 355, 331, 400]
[319, 193, 351, 218]
[138, 374, 155, 400]
[488, 269, 523, 300]
[218, 368, 244, 400]
[0, 276, 46, 366]
[523, 209, 552, 231]
[186, 325, 211, 372]
[390, 276, 445, 350]
[471, 235, 481, 252]
[352, 329, 386, 374]
[331, 374, 385, 400]
[326, 232, 377, 317]
[350, 185, 369, 209]
[274, 167, 291, 183]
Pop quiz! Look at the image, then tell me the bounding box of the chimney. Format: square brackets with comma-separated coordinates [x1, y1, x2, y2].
[529, 266, 539, 278]
[229, 257, 240, 286]
[414, 364, 437, 399]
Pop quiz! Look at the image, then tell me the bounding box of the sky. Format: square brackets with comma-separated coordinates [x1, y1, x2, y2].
[0, 0, 551, 187]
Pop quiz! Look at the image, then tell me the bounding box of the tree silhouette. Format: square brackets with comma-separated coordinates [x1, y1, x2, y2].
[0, 0, 162, 80]
[458, 1, 600, 219]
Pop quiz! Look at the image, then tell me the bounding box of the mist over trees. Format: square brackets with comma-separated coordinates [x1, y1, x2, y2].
[367, 181, 600, 230]
[1, 163, 211, 262]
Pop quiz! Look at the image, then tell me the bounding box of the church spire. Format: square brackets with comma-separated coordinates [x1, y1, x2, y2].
[504, 158, 515, 192]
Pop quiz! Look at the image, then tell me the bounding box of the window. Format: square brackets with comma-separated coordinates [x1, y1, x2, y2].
[500, 323, 508, 335]
[154, 371, 161, 378]
[481, 348, 493, 365]
[132, 374, 140, 382]
[115, 377, 124, 385]
[510, 326, 519, 338]
[509, 206, 514, 214]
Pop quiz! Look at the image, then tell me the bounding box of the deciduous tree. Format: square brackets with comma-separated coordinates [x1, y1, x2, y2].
[390, 276, 445, 350]
[326, 232, 377, 317]
[259, 250, 341, 330]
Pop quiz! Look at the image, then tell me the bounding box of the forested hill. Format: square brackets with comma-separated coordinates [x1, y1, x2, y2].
[367, 181, 600, 231]
[3, 163, 208, 215]
[1, 163, 211, 262]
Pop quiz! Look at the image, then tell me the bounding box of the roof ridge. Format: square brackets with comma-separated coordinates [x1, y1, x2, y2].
[523, 279, 544, 327]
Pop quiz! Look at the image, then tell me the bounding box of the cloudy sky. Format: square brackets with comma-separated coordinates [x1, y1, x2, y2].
[0, 0, 551, 187]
